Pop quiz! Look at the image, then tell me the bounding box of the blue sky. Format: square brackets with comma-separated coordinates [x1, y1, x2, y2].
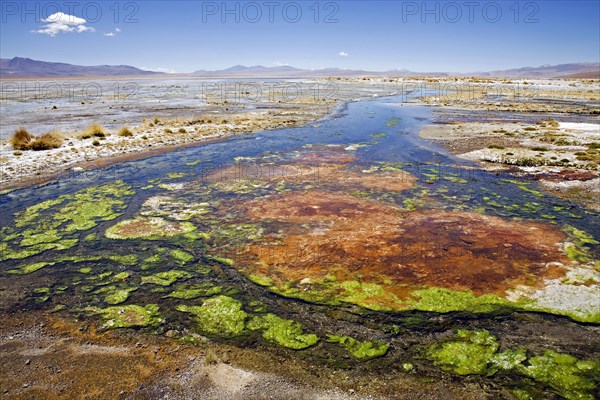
[1, 1, 598, 72]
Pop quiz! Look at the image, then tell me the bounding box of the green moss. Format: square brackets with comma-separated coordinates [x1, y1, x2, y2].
[108, 254, 138, 266]
[185, 160, 202, 166]
[170, 249, 194, 264]
[176, 295, 247, 337]
[491, 348, 528, 371]
[337, 280, 401, 311]
[500, 179, 544, 197]
[209, 256, 235, 266]
[265, 277, 404, 311]
[141, 270, 192, 286]
[165, 283, 222, 299]
[140, 248, 170, 270]
[517, 350, 599, 400]
[113, 272, 131, 281]
[327, 335, 389, 361]
[563, 225, 599, 262]
[248, 274, 274, 287]
[248, 314, 319, 350]
[78, 267, 92, 274]
[83, 233, 97, 242]
[1, 181, 134, 262]
[428, 330, 527, 376]
[7, 261, 56, 274]
[428, 330, 497, 375]
[89, 304, 162, 329]
[195, 264, 213, 275]
[88, 271, 113, 281]
[104, 287, 138, 305]
[166, 172, 186, 179]
[408, 287, 514, 313]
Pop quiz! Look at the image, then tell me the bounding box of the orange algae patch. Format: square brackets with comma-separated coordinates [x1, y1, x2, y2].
[239, 191, 569, 309]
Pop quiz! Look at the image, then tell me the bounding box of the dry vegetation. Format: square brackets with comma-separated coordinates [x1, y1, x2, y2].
[118, 127, 133, 137]
[10, 128, 64, 151]
[79, 124, 107, 139]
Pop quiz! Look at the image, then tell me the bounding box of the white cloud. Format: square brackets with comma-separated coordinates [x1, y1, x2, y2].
[104, 27, 122, 37]
[32, 12, 95, 36]
[274, 61, 289, 66]
[339, 51, 349, 57]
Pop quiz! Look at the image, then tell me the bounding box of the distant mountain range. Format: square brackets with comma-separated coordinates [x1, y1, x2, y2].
[193, 64, 445, 78]
[481, 62, 600, 79]
[1, 57, 598, 79]
[194, 63, 599, 79]
[0, 57, 160, 77]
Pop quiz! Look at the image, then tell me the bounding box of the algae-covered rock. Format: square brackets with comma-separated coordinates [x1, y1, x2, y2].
[427, 329, 526, 376]
[327, 335, 389, 361]
[408, 287, 514, 314]
[562, 225, 599, 262]
[113, 272, 131, 281]
[90, 304, 162, 329]
[7, 261, 56, 275]
[248, 313, 319, 350]
[517, 350, 600, 400]
[176, 295, 247, 337]
[104, 287, 138, 305]
[170, 249, 194, 264]
[141, 270, 192, 286]
[1, 181, 134, 262]
[165, 283, 222, 300]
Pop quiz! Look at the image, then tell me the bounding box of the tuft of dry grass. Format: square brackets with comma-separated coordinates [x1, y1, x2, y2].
[10, 128, 64, 151]
[80, 124, 106, 139]
[118, 127, 133, 137]
[10, 128, 34, 150]
[30, 131, 64, 151]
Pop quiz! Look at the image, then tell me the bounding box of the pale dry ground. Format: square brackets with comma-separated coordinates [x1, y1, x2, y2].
[420, 120, 600, 211]
[0, 102, 334, 189]
[333, 76, 600, 114]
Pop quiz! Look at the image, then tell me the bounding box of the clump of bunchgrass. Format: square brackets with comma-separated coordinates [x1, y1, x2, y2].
[118, 127, 134, 137]
[80, 124, 106, 139]
[10, 128, 64, 151]
[30, 131, 64, 150]
[10, 127, 34, 150]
